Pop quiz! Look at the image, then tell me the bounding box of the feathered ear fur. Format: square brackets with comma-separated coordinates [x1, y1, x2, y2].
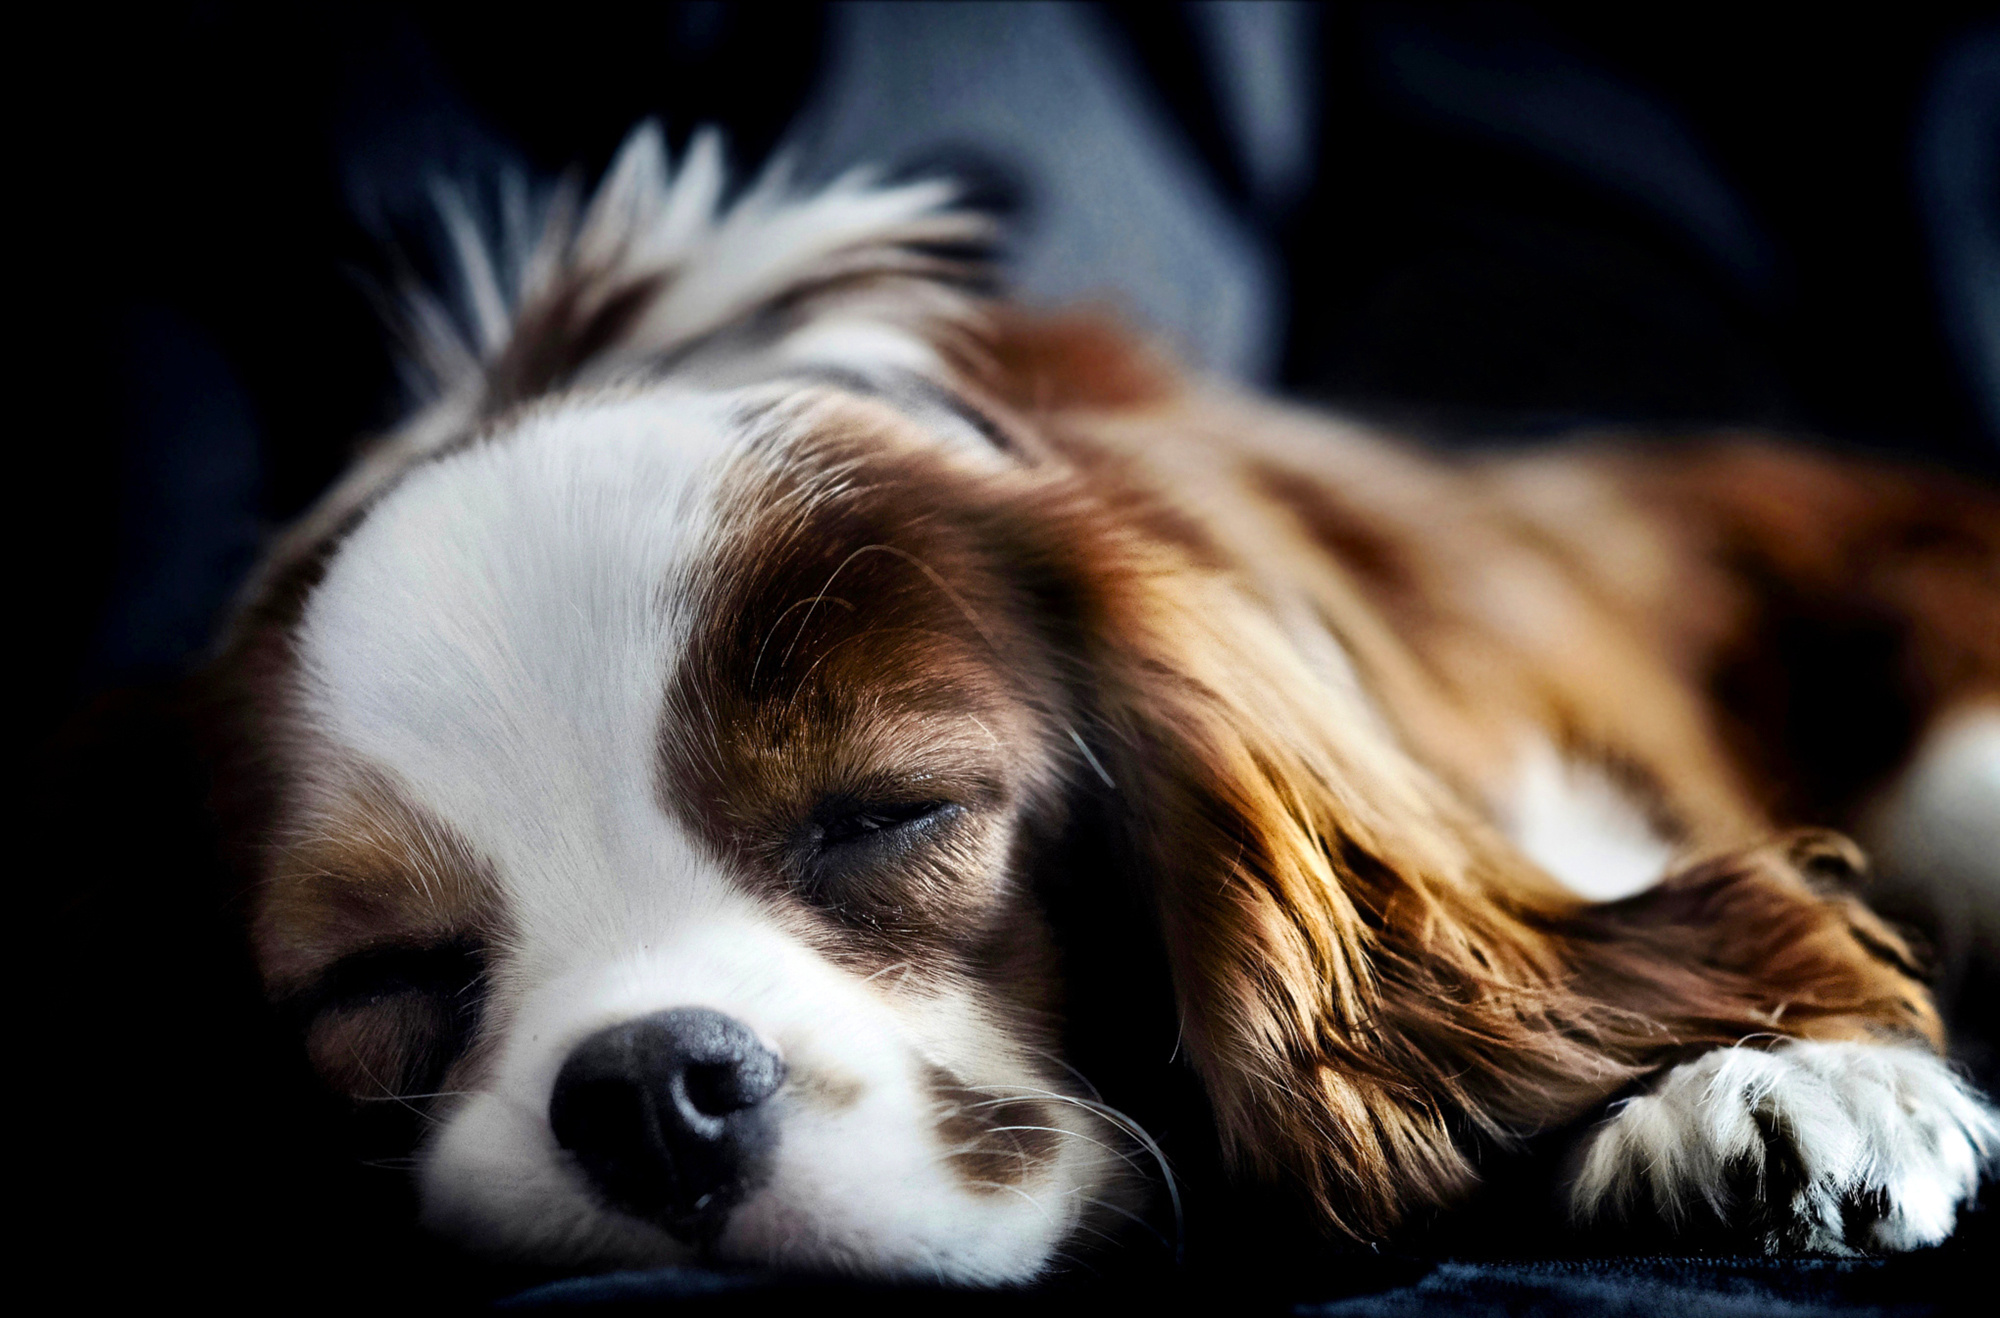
[1062, 489, 1941, 1242]
[1080, 550, 1594, 1238]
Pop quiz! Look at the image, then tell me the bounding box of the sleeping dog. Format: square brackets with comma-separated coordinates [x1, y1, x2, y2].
[211, 125, 2000, 1282]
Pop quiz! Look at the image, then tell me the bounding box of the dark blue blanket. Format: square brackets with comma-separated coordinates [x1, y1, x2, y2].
[496, 1185, 1992, 1317]
[499, 1252, 1977, 1316]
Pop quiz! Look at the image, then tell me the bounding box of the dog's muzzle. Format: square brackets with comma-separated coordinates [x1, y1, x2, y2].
[550, 1007, 786, 1241]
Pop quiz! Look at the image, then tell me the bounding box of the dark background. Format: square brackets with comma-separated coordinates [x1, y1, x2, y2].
[25, 4, 2000, 1311]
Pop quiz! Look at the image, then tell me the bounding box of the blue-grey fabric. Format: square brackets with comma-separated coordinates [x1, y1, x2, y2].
[793, 0, 1284, 383]
[496, 1251, 1980, 1315]
[1917, 24, 2000, 448]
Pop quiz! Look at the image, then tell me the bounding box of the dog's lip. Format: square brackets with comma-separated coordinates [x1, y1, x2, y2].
[655, 1195, 736, 1248]
[578, 1158, 756, 1250]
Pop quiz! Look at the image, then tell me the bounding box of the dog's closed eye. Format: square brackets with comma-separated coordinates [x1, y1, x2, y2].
[812, 798, 957, 849]
[794, 797, 967, 904]
[293, 941, 486, 1108]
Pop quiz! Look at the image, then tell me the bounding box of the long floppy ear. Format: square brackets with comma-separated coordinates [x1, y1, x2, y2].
[1077, 553, 1611, 1239]
[959, 313, 1608, 1238]
[1074, 543, 1937, 1242]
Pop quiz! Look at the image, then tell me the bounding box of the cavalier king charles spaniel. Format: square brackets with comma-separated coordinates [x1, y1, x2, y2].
[211, 125, 2000, 1283]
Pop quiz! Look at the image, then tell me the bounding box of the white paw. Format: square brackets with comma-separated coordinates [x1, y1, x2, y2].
[1568, 1039, 1999, 1253]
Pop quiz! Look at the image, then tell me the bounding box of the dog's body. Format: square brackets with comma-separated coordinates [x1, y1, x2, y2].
[215, 127, 2000, 1282]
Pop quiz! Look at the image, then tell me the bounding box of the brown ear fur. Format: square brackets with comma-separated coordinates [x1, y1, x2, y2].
[1077, 517, 1940, 1243]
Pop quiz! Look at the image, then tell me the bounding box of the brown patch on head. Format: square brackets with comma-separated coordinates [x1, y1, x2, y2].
[257, 764, 502, 989]
[925, 1063, 1061, 1192]
[656, 392, 1068, 993]
[251, 763, 505, 1107]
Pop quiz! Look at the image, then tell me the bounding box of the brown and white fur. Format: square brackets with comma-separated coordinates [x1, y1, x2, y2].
[212, 125, 2000, 1282]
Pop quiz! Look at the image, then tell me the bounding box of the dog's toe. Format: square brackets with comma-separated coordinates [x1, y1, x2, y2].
[1567, 1039, 1998, 1254]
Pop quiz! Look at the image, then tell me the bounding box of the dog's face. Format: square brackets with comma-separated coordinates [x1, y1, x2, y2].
[246, 376, 1148, 1281]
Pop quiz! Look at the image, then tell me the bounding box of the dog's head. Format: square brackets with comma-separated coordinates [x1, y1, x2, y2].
[220, 128, 1171, 1282]
[216, 126, 1589, 1282]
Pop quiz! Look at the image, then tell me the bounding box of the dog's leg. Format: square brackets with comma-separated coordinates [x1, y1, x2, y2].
[1568, 1036, 1997, 1253]
[1557, 834, 2000, 1252]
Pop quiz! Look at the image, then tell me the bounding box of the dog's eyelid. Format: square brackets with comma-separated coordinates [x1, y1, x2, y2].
[812, 797, 959, 848]
[287, 938, 487, 1020]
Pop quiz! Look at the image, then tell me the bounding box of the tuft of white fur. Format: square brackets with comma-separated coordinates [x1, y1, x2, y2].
[1569, 1039, 2000, 1253]
[1500, 736, 1677, 901]
[418, 121, 992, 391]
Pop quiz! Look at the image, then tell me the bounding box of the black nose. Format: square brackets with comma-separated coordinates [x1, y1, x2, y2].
[550, 1007, 785, 1238]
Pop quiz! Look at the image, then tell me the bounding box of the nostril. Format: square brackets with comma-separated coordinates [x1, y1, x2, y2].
[552, 1073, 649, 1150]
[681, 1036, 785, 1116]
[682, 1060, 753, 1118]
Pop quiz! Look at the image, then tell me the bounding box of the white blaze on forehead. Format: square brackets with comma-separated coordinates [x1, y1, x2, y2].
[297, 388, 747, 953]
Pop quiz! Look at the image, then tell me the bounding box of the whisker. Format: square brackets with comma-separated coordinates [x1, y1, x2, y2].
[751, 593, 855, 688]
[1077, 1194, 1172, 1251]
[954, 1109, 1155, 1180]
[965, 1179, 1058, 1230]
[966, 1083, 1183, 1264]
[1040, 1214, 1123, 1254]
[1067, 726, 1117, 789]
[1027, 1046, 1107, 1104]
[348, 1055, 451, 1129]
[779, 543, 893, 673]
[983, 1123, 1153, 1175]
